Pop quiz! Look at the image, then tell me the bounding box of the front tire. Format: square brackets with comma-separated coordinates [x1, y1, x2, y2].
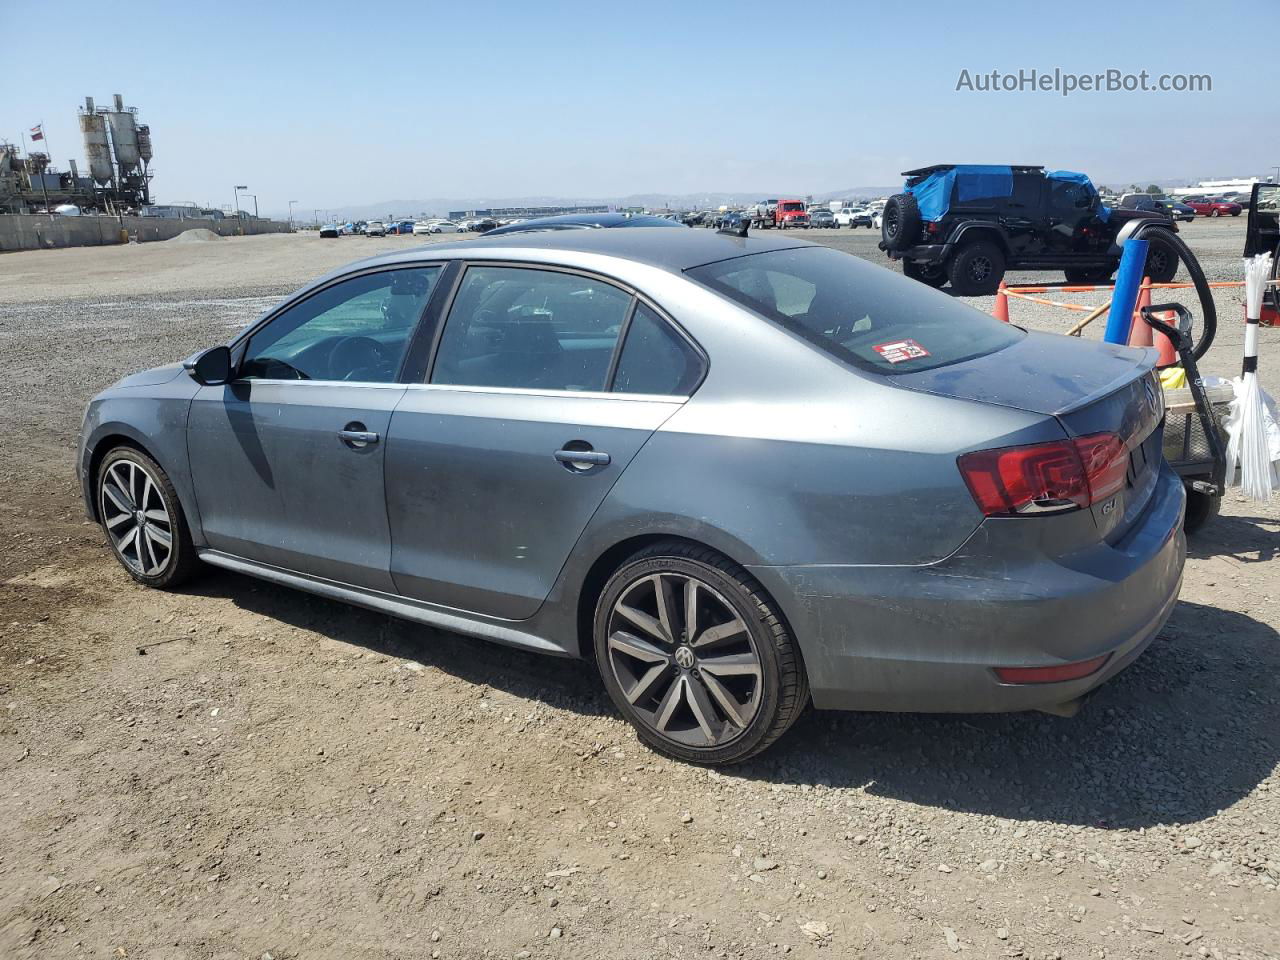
[1064, 266, 1116, 284]
[1144, 234, 1180, 284]
[97, 447, 199, 589]
[593, 541, 808, 765]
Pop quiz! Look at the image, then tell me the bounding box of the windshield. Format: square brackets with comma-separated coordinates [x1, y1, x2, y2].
[780, 202, 805, 212]
[688, 247, 1023, 375]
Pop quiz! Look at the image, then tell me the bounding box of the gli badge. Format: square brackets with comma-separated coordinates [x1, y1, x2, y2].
[1100, 497, 1118, 516]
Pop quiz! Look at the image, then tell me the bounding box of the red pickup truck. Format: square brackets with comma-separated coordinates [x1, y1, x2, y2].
[1185, 197, 1243, 217]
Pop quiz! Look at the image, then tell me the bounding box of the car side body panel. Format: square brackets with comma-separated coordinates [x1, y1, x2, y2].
[384, 386, 683, 619]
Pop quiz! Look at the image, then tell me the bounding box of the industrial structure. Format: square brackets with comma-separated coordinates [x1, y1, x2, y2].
[1, 94, 153, 214]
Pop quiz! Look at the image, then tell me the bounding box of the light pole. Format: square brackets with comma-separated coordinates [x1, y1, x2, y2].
[288, 200, 298, 228]
[232, 184, 247, 219]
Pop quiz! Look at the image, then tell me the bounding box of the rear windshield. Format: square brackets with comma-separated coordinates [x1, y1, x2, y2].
[688, 246, 1023, 374]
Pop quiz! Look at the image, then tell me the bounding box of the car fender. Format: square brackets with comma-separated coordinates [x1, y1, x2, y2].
[80, 383, 204, 545]
[942, 222, 1010, 259]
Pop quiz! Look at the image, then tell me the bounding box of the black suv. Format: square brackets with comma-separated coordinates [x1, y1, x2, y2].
[880, 165, 1179, 295]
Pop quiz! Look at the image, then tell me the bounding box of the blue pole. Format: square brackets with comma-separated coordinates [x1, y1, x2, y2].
[1104, 236, 1148, 345]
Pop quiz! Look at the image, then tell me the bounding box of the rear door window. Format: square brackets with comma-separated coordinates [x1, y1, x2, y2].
[689, 247, 1022, 374]
[431, 266, 632, 391]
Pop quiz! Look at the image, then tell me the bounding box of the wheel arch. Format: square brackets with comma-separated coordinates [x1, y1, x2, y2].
[947, 223, 1011, 256]
[573, 533, 756, 660]
[84, 429, 163, 522]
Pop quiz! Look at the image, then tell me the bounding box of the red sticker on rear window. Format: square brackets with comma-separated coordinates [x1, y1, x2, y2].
[872, 339, 930, 364]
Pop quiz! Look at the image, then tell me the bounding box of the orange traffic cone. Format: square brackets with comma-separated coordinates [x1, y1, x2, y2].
[993, 281, 1009, 323]
[1152, 311, 1179, 367]
[1128, 278, 1153, 347]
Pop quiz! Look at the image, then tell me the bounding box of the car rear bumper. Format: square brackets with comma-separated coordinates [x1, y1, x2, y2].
[884, 243, 948, 264]
[747, 463, 1186, 714]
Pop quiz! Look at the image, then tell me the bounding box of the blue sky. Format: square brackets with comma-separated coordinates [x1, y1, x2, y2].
[3, 0, 1275, 215]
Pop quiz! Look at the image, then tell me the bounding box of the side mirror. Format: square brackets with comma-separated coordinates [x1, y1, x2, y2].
[183, 345, 232, 385]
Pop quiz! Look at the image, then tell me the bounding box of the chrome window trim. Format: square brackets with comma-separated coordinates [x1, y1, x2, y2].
[223, 378, 410, 390]
[400, 381, 686, 404]
[423, 259, 708, 396]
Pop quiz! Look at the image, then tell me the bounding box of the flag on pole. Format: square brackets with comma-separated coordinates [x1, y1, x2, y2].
[30, 124, 44, 141]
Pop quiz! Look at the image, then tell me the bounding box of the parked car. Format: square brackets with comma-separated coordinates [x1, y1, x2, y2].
[412, 221, 435, 235]
[808, 209, 836, 228]
[80, 228, 1184, 764]
[713, 211, 746, 231]
[1119, 196, 1195, 223]
[1186, 198, 1242, 217]
[365, 220, 387, 237]
[318, 223, 340, 238]
[484, 212, 684, 236]
[429, 220, 461, 234]
[835, 207, 874, 229]
[881, 164, 1180, 294]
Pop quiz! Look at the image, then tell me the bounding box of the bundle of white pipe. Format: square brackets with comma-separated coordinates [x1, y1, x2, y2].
[1223, 253, 1277, 500]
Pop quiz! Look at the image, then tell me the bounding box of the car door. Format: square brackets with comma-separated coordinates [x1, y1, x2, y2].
[384, 264, 706, 620]
[187, 265, 443, 591]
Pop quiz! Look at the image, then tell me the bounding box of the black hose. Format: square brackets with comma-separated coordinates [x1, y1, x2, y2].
[1134, 222, 1217, 359]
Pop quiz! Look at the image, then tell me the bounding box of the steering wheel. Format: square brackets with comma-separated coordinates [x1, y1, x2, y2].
[326, 336, 387, 381]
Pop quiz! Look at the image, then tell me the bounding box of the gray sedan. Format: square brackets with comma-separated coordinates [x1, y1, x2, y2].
[79, 229, 1185, 764]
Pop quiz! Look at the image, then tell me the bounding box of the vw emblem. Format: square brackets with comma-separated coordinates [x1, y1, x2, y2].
[1142, 376, 1158, 417]
[674, 646, 695, 669]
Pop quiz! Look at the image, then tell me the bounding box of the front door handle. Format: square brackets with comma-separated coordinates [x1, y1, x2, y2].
[339, 425, 380, 448]
[554, 448, 610, 468]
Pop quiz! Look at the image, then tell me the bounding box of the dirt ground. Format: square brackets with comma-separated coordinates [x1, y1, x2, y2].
[1, 222, 1277, 960]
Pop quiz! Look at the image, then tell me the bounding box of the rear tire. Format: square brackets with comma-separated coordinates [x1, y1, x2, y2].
[97, 447, 200, 589]
[947, 240, 1005, 296]
[593, 541, 809, 765]
[903, 260, 949, 288]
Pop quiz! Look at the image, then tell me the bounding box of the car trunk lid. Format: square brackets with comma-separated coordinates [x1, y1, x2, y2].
[893, 331, 1164, 538]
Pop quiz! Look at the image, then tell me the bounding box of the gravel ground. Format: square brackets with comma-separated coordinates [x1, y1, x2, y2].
[1, 222, 1277, 960]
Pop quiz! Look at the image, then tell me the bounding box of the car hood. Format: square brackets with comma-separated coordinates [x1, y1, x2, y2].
[889, 330, 1155, 416]
[113, 362, 185, 389]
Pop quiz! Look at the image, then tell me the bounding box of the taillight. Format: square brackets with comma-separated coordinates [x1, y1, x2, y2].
[957, 433, 1128, 517]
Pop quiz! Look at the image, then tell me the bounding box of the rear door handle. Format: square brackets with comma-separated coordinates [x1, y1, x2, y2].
[554, 448, 610, 467]
[339, 428, 380, 448]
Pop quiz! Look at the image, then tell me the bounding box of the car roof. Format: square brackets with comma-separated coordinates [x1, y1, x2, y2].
[484, 212, 678, 235]
[901, 163, 1044, 177]
[341, 226, 815, 276]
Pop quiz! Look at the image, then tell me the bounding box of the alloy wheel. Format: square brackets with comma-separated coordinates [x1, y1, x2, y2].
[100, 459, 174, 577]
[968, 256, 992, 282]
[605, 572, 763, 748]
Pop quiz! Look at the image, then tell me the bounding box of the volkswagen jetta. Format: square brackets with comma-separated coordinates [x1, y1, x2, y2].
[79, 228, 1185, 763]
